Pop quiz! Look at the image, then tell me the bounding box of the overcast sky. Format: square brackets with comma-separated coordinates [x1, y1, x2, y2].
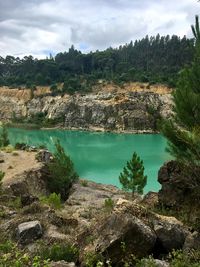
[0, 0, 199, 58]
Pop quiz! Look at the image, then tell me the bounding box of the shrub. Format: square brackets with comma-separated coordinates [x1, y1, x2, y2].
[104, 198, 114, 212]
[119, 152, 147, 195]
[41, 243, 79, 262]
[0, 124, 9, 148]
[47, 140, 78, 200]
[40, 193, 62, 210]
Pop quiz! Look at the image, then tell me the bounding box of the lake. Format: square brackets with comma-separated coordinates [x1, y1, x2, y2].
[8, 128, 170, 193]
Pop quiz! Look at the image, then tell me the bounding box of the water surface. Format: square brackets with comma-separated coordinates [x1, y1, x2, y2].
[8, 128, 170, 193]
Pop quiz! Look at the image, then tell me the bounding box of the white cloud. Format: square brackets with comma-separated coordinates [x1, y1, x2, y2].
[0, 0, 199, 58]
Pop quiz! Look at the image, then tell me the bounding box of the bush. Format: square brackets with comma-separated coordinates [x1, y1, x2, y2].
[40, 243, 79, 262]
[40, 193, 62, 210]
[119, 152, 147, 195]
[104, 198, 114, 212]
[0, 124, 10, 148]
[47, 140, 78, 200]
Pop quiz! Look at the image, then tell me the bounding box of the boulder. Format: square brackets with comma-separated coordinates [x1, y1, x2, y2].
[17, 220, 43, 244]
[90, 213, 156, 264]
[152, 215, 187, 252]
[21, 194, 39, 207]
[183, 231, 200, 251]
[36, 150, 53, 163]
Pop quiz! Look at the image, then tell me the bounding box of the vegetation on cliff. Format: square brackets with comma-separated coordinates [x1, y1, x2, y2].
[0, 35, 194, 93]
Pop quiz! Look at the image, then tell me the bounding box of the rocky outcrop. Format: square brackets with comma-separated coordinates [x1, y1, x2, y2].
[158, 160, 200, 208]
[0, 89, 172, 132]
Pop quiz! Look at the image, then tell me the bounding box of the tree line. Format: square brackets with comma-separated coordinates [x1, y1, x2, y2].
[0, 34, 195, 93]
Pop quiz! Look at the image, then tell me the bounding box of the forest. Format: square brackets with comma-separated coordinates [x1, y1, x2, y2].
[0, 34, 195, 93]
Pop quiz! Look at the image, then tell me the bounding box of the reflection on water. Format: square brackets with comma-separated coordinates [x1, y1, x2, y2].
[8, 128, 171, 193]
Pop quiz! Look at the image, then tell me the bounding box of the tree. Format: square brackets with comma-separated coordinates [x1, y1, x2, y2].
[161, 16, 200, 169]
[47, 140, 78, 200]
[119, 152, 147, 195]
[0, 124, 9, 147]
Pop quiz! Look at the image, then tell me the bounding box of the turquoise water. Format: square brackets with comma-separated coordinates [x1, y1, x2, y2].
[8, 128, 170, 193]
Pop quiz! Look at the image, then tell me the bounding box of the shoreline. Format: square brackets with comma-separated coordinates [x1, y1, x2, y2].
[6, 122, 160, 134]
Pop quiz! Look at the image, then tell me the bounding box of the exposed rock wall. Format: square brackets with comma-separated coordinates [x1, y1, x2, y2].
[0, 89, 172, 132]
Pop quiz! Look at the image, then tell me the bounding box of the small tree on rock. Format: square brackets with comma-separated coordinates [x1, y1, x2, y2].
[119, 152, 147, 195]
[47, 140, 78, 200]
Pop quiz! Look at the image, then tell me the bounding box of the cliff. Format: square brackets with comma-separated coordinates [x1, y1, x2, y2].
[0, 83, 172, 132]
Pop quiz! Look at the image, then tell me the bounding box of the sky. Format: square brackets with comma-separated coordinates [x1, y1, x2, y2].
[0, 0, 199, 58]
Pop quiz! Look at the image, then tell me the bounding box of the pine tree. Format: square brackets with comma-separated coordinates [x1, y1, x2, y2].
[161, 16, 200, 169]
[119, 152, 147, 195]
[47, 140, 78, 200]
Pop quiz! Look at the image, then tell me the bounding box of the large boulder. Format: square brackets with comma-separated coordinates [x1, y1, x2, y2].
[152, 215, 187, 252]
[183, 231, 200, 252]
[82, 212, 156, 265]
[17, 220, 43, 244]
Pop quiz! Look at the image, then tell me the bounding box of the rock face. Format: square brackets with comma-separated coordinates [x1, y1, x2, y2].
[17, 220, 43, 244]
[0, 90, 172, 132]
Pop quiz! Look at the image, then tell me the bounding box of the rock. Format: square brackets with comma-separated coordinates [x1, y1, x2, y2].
[158, 160, 196, 208]
[36, 150, 53, 163]
[88, 213, 156, 264]
[143, 259, 169, 267]
[17, 220, 43, 244]
[142, 191, 158, 208]
[152, 215, 187, 252]
[153, 259, 170, 267]
[21, 194, 39, 207]
[0, 89, 172, 132]
[50, 262, 76, 267]
[183, 231, 200, 251]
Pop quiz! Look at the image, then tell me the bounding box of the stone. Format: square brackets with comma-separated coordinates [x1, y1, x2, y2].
[21, 194, 39, 207]
[36, 150, 53, 163]
[91, 213, 156, 264]
[152, 215, 187, 252]
[17, 220, 43, 244]
[142, 191, 158, 208]
[183, 231, 200, 251]
[143, 259, 169, 267]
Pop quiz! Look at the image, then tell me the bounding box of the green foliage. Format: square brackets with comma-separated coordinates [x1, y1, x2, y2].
[104, 198, 114, 211]
[84, 252, 104, 267]
[40, 192, 62, 210]
[40, 243, 79, 262]
[81, 180, 88, 187]
[161, 16, 200, 170]
[0, 241, 50, 267]
[168, 249, 200, 267]
[0, 124, 10, 148]
[0, 170, 5, 190]
[47, 140, 78, 200]
[0, 35, 194, 89]
[119, 152, 147, 195]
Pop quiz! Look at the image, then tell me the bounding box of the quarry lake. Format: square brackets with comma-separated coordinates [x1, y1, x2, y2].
[8, 128, 171, 193]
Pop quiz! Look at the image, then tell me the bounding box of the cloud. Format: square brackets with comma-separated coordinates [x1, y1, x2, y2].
[0, 0, 199, 58]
